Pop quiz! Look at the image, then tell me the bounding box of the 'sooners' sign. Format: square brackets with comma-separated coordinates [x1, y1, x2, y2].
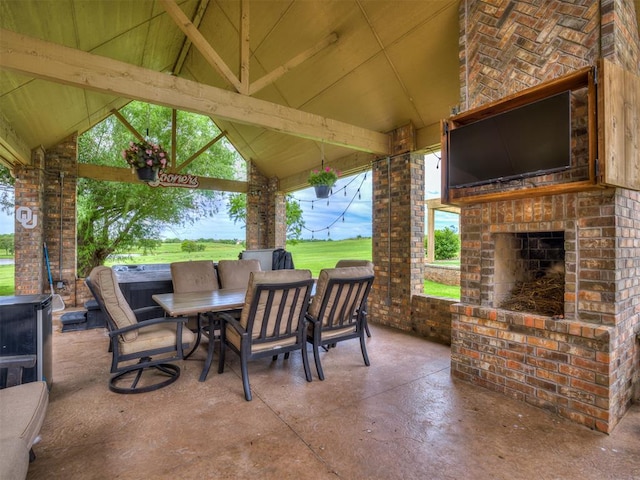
[150, 172, 199, 189]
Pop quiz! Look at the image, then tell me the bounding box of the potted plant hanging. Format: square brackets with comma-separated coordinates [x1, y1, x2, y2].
[122, 140, 169, 182]
[308, 166, 339, 199]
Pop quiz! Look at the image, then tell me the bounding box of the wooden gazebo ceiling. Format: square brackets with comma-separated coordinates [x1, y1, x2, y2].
[2, 0, 459, 191]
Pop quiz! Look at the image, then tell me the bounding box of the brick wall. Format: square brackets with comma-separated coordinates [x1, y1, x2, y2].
[246, 163, 286, 250]
[13, 147, 46, 295]
[412, 294, 455, 345]
[601, 0, 640, 72]
[370, 153, 425, 331]
[44, 134, 78, 306]
[453, 0, 640, 433]
[451, 303, 616, 431]
[424, 264, 460, 286]
[459, 0, 600, 109]
[453, 189, 640, 432]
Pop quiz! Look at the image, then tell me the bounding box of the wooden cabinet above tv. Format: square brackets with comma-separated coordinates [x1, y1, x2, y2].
[441, 60, 639, 205]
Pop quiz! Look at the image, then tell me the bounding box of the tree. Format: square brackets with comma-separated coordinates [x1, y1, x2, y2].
[0, 234, 14, 255]
[181, 240, 205, 252]
[76, 101, 244, 276]
[425, 226, 460, 261]
[227, 193, 305, 243]
[0, 165, 15, 215]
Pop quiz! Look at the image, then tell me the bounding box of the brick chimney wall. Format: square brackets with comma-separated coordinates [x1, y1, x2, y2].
[451, 0, 640, 433]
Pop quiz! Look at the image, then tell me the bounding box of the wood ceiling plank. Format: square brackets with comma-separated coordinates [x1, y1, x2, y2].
[0, 28, 391, 155]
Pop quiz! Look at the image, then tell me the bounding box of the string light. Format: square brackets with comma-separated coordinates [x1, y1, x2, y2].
[295, 172, 369, 236]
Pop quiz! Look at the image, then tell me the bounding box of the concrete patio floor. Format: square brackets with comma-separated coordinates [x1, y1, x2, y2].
[27, 319, 640, 479]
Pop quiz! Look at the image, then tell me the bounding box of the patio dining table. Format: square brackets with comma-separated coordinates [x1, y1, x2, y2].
[152, 288, 247, 381]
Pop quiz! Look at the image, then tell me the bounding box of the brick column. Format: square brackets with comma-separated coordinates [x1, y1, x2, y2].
[13, 148, 46, 295]
[44, 134, 78, 306]
[370, 152, 425, 331]
[246, 162, 286, 250]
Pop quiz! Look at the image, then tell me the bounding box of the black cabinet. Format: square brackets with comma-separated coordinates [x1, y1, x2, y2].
[0, 294, 53, 388]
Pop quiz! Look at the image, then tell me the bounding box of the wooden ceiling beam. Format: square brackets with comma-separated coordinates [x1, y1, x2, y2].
[110, 109, 145, 142]
[249, 32, 339, 96]
[77, 163, 247, 192]
[172, 0, 210, 76]
[159, 0, 244, 93]
[240, 0, 250, 95]
[0, 28, 391, 155]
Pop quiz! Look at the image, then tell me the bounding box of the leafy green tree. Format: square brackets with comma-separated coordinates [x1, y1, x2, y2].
[77, 101, 244, 276]
[425, 226, 460, 260]
[227, 193, 305, 243]
[0, 165, 15, 215]
[0, 234, 14, 254]
[181, 240, 205, 252]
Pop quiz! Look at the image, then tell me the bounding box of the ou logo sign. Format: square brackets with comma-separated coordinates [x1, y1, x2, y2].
[16, 206, 38, 229]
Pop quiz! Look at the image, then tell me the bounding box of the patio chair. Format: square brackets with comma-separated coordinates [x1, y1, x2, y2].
[215, 269, 314, 401]
[335, 260, 374, 337]
[170, 260, 219, 358]
[86, 266, 195, 394]
[306, 266, 374, 380]
[216, 258, 262, 289]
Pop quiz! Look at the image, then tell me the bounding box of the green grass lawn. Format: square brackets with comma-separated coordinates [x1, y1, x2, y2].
[0, 264, 14, 296]
[0, 238, 460, 299]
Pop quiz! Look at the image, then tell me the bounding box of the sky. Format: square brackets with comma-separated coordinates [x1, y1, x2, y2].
[0, 153, 458, 240]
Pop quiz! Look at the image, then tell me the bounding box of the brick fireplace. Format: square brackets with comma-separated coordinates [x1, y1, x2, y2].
[447, 1, 640, 433]
[494, 231, 565, 317]
[451, 189, 640, 433]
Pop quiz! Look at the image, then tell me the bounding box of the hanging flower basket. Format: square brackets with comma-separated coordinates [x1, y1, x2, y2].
[135, 165, 159, 182]
[313, 184, 331, 198]
[122, 140, 169, 182]
[308, 166, 339, 198]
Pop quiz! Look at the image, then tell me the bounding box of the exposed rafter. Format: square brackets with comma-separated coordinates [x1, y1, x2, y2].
[0, 28, 391, 155]
[172, 0, 210, 76]
[159, 0, 244, 93]
[249, 32, 339, 95]
[160, 0, 340, 97]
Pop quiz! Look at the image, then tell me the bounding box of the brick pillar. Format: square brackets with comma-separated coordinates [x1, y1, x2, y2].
[44, 134, 78, 306]
[246, 162, 286, 249]
[370, 152, 425, 331]
[13, 148, 46, 295]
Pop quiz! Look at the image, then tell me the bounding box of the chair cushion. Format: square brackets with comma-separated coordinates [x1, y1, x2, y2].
[89, 266, 138, 341]
[170, 260, 219, 293]
[309, 266, 373, 319]
[226, 326, 298, 353]
[335, 260, 374, 270]
[0, 381, 48, 450]
[0, 437, 29, 480]
[118, 323, 196, 356]
[240, 269, 311, 331]
[217, 259, 262, 289]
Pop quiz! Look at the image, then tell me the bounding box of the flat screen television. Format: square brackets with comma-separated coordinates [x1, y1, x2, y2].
[447, 90, 572, 188]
